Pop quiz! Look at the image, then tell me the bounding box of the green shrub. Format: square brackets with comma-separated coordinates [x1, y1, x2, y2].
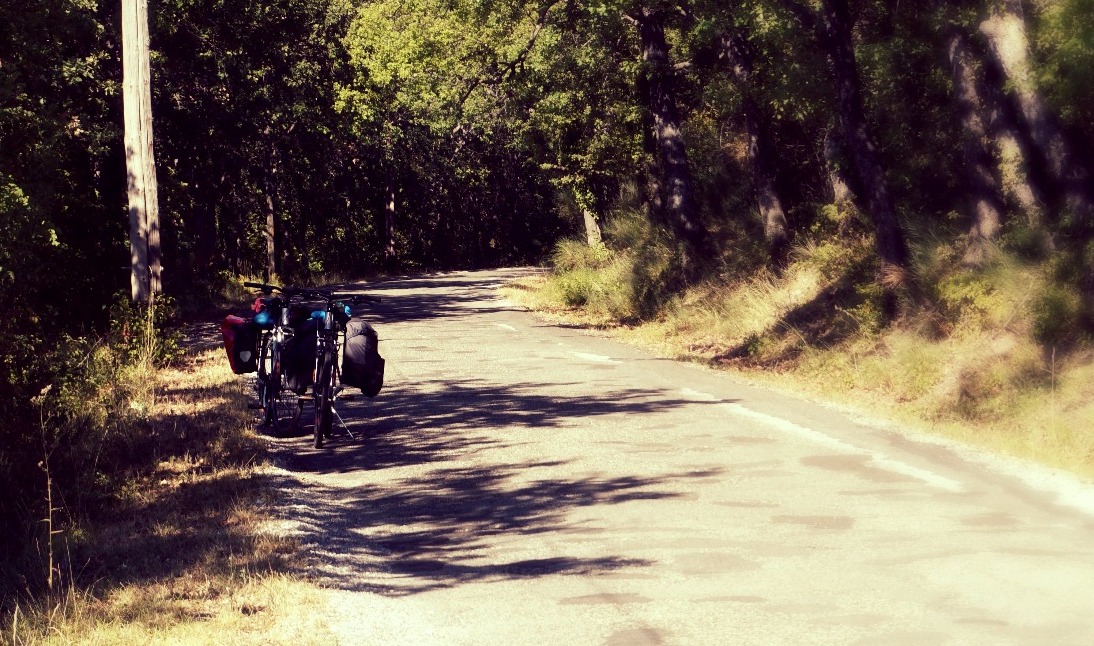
[0, 297, 185, 601]
[793, 237, 872, 282]
[1032, 283, 1084, 345]
[555, 269, 595, 307]
[108, 293, 184, 366]
[540, 209, 687, 323]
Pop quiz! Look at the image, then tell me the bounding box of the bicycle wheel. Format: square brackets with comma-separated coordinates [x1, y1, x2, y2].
[313, 349, 334, 448]
[257, 336, 276, 428]
[263, 340, 299, 435]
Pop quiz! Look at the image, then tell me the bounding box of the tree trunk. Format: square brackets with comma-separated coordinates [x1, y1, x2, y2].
[980, 0, 1094, 228]
[583, 208, 603, 247]
[722, 32, 789, 262]
[634, 7, 709, 265]
[123, 0, 161, 303]
[823, 127, 858, 210]
[979, 51, 1045, 226]
[264, 174, 276, 280]
[820, 0, 909, 277]
[946, 27, 1006, 264]
[262, 132, 280, 280]
[384, 177, 397, 270]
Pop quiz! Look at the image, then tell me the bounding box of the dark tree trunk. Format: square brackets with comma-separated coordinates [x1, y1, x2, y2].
[722, 32, 789, 263]
[980, 0, 1094, 229]
[634, 7, 710, 266]
[820, 0, 909, 275]
[823, 127, 858, 210]
[262, 130, 281, 280]
[946, 27, 1006, 264]
[384, 176, 397, 270]
[264, 179, 276, 280]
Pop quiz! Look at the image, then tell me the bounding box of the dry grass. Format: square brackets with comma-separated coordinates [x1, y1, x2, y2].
[1, 349, 327, 646]
[507, 242, 1094, 479]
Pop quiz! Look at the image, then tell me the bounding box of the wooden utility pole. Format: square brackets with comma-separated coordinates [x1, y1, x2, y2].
[123, 0, 161, 304]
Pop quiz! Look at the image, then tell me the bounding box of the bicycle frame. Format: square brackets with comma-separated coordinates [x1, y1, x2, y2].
[245, 282, 300, 433]
[244, 281, 378, 448]
[302, 289, 378, 448]
[309, 298, 349, 448]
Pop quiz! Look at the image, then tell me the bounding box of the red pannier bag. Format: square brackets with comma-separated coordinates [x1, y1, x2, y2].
[221, 315, 260, 374]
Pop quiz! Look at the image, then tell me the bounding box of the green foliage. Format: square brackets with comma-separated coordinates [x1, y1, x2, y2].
[107, 294, 185, 366]
[794, 238, 870, 282]
[544, 255, 637, 320]
[0, 322, 176, 599]
[541, 208, 688, 322]
[1037, 0, 1094, 130]
[1032, 283, 1085, 346]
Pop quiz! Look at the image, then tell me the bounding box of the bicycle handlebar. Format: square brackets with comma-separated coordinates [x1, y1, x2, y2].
[243, 281, 380, 304]
[243, 281, 277, 294]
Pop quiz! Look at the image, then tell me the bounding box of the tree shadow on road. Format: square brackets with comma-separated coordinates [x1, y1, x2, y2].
[336, 269, 536, 326]
[268, 378, 726, 596]
[275, 378, 723, 473]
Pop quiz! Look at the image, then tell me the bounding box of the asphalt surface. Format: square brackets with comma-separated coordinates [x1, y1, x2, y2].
[267, 268, 1094, 646]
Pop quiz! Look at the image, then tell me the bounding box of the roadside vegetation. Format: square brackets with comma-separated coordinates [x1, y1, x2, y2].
[0, 304, 325, 645]
[506, 212, 1094, 478]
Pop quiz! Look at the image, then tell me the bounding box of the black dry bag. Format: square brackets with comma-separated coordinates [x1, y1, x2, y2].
[281, 318, 317, 394]
[341, 319, 384, 397]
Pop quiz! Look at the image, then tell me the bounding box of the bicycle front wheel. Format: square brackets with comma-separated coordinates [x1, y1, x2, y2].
[313, 349, 334, 448]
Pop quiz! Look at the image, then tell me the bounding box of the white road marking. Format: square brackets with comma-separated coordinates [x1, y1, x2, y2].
[494, 323, 518, 332]
[572, 352, 619, 364]
[680, 388, 965, 492]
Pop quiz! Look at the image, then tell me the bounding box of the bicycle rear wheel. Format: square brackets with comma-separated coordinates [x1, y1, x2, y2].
[313, 349, 334, 448]
[257, 336, 276, 427]
[260, 339, 298, 435]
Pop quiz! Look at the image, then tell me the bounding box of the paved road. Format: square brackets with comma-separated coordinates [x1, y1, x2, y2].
[270, 268, 1094, 645]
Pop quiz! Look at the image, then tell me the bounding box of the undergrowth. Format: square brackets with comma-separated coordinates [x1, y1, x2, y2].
[0, 288, 312, 644]
[507, 219, 1094, 478]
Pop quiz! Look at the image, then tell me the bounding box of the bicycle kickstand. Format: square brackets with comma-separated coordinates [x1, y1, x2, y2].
[330, 403, 357, 440]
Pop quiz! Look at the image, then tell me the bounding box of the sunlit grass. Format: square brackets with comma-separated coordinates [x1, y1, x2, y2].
[1, 348, 326, 646]
[511, 237, 1094, 479]
[6, 575, 331, 646]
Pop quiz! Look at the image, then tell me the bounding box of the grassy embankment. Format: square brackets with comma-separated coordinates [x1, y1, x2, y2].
[504, 217, 1094, 479]
[1, 292, 332, 645]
